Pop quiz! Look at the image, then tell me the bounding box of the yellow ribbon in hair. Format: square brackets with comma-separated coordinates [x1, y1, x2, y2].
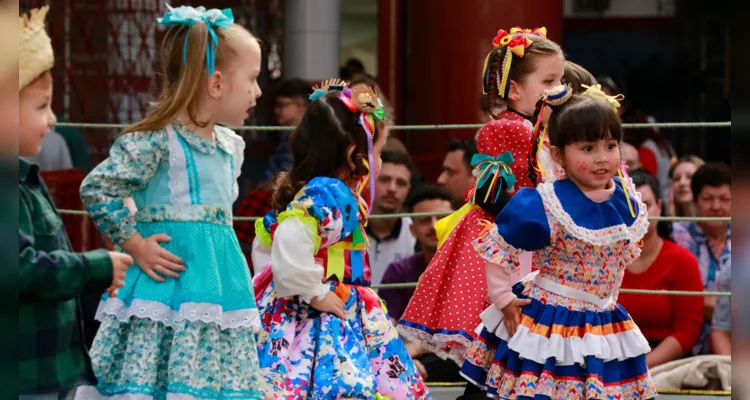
[617, 167, 637, 218]
[536, 125, 548, 182]
[357, 159, 371, 227]
[581, 84, 625, 109]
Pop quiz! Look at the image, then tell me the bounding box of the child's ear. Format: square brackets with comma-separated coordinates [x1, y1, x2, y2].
[508, 80, 522, 101]
[207, 71, 223, 100]
[550, 145, 564, 167]
[346, 144, 357, 173]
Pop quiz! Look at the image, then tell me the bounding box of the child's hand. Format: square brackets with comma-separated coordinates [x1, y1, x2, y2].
[309, 292, 346, 319]
[121, 234, 185, 282]
[105, 251, 133, 297]
[499, 297, 531, 337]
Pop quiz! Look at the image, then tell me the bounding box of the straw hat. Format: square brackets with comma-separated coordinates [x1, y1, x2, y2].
[0, 4, 18, 78]
[19, 6, 54, 90]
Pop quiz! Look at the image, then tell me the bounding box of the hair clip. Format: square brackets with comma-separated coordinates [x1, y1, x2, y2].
[310, 78, 348, 101]
[157, 5, 234, 76]
[543, 84, 573, 106]
[581, 84, 624, 109]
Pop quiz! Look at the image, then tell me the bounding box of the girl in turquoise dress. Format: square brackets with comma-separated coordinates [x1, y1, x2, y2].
[76, 5, 264, 399]
[251, 82, 430, 399]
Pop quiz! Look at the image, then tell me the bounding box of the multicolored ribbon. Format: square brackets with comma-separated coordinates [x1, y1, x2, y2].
[157, 5, 234, 76]
[471, 152, 516, 205]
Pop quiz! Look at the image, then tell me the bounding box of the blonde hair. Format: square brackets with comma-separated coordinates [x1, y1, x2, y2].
[124, 22, 256, 134]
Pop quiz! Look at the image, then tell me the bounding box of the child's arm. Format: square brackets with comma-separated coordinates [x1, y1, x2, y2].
[80, 131, 165, 245]
[270, 215, 331, 305]
[19, 229, 112, 301]
[81, 132, 184, 280]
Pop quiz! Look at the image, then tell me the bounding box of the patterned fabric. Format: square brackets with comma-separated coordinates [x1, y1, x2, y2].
[255, 281, 429, 399]
[256, 177, 361, 251]
[78, 123, 262, 399]
[80, 315, 261, 399]
[19, 158, 113, 395]
[254, 177, 430, 399]
[461, 178, 657, 399]
[234, 185, 274, 272]
[461, 285, 655, 399]
[263, 132, 293, 182]
[672, 221, 732, 355]
[712, 262, 732, 332]
[397, 110, 536, 366]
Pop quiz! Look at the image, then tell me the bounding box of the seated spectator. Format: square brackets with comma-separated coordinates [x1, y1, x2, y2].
[380, 184, 453, 322]
[618, 169, 704, 368]
[673, 162, 732, 355]
[621, 142, 641, 170]
[668, 155, 705, 217]
[437, 139, 477, 209]
[265, 78, 311, 181]
[379, 184, 456, 382]
[711, 261, 731, 355]
[366, 151, 416, 284]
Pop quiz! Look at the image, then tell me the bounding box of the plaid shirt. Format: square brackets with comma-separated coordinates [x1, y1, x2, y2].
[233, 185, 274, 274]
[18, 158, 112, 394]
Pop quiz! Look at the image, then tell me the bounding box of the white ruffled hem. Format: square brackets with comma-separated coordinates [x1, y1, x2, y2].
[397, 324, 473, 367]
[96, 297, 261, 331]
[478, 306, 651, 367]
[75, 385, 263, 400]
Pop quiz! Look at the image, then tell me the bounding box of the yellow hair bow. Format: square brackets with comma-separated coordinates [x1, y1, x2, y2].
[581, 84, 625, 109]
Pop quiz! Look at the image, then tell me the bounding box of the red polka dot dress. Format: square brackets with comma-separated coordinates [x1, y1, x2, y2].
[397, 111, 537, 365]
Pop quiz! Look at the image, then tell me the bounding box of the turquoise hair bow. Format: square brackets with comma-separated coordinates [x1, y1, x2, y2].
[471, 151, 517, 204]
[157, 5, 234, 76]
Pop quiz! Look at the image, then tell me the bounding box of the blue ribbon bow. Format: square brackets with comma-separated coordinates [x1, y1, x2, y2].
[471, 151, 517, 203]
[157, 5, 234, 76]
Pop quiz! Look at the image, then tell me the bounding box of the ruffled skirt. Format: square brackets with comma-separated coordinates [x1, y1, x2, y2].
[76, 220, 262, 400]
[460, 280, 657, 399]
[253, 269, 430, 399]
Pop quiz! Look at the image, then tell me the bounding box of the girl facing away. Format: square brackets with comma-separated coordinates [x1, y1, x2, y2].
[397, 27, 564, 379]
[460, 85, 657, 399]
[76, 6, 264, 399]
[251, 82, 430, 399]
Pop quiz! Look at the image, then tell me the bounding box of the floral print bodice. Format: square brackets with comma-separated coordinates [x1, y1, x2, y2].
[475, 178, 649, 301]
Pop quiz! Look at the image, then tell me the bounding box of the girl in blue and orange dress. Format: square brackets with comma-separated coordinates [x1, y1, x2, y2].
[398, 27, 565, 370]
[460, 85, 657, 399]
[251, 82, 429, 399]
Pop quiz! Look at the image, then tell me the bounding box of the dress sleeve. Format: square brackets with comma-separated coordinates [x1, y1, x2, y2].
[270, 214, 330, 303]
[80, 131, 167, 244]
[473, 187, 551, 276]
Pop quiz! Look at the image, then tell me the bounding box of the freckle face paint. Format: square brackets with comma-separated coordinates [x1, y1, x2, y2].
[576, 161, 588, 173]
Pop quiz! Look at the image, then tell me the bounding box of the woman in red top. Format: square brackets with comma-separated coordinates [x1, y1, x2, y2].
[619, 168, 704, 368]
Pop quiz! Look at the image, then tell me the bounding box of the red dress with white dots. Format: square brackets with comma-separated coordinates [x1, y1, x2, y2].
[397, 111, 537, 366]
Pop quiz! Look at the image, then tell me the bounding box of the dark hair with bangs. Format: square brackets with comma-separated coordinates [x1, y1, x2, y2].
[547, 94, 622, 148]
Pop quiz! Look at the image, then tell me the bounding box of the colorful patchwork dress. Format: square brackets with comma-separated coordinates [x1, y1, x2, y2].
[252, 177, 430, 399]
[76, 123, 262, 399]
[397, 112, 536, 366]
[461, 178, 657, 399]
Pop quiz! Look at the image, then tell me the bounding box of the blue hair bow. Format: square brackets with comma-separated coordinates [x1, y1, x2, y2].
[157, 5, 234, 76]
[471, 151, 517, 204]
